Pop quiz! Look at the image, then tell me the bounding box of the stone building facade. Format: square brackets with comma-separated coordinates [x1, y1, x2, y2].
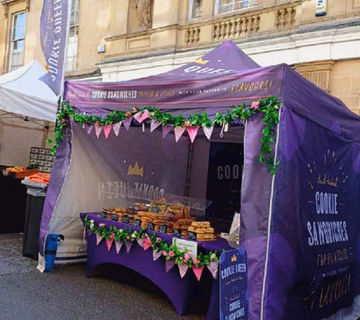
[1, 0, 360, 113]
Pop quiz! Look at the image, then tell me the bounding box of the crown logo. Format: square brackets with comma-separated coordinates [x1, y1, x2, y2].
[128, 161, 144, 177]
[231, 254, 237, 263]
[194, 58, 209, 65]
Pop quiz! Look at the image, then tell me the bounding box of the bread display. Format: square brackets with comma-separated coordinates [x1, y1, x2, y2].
[99, 197, 217, 241]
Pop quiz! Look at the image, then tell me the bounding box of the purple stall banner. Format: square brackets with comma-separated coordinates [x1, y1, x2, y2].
[40, 0, 70, 95]
[220, 248, 248, 320]
[263, 107, 360, 319]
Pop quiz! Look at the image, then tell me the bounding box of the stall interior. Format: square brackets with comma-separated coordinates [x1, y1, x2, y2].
[48, 121, 244, 254]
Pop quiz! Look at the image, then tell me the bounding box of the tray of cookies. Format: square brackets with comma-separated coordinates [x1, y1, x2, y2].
[187, 221, 216, 241]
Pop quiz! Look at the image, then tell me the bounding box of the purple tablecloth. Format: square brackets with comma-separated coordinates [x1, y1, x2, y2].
[81, 212, 232, 319]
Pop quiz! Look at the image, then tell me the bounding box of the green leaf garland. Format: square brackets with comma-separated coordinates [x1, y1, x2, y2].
[50, 96, 281, 173]
[84, 215, 219, 269]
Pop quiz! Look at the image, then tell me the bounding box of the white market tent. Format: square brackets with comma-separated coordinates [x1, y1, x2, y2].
[0, 61, 58, 166]
[0, 60, 57, 122]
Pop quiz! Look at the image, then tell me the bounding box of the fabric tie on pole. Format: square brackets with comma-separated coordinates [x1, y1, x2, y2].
[187, 126, 199, 143]
[174, 126, 186, 142]
[220, 121, 225, 138]
[113, 122, 122, 136]
[202, 125, 214, 140]
[103, 125, 112, 139]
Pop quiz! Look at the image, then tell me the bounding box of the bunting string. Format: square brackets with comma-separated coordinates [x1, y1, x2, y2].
[49, 96, 281, 173]
[84, 215, 220, 280]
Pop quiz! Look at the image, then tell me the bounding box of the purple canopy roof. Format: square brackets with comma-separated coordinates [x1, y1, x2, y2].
[64, 40, 360, 141]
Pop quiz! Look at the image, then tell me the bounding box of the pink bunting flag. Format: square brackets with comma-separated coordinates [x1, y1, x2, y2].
[106, 238, 113, 251]
[123, 117, 132, 131]
[136, 238, 144, 248]
[162, 125, 173, 139]
[125, 241, 133, 253]
[95, 124, 102, 139]
[178, 263, 188, 278]
[192, 265, 205, 281]
[103, 125, 112, 139]
[150, 120, 161, 133]
[113, 122, 122, 136]
[96, 234, 103, 246]
[87, 125, 94, 135]
[207, 261, 219, 279]
[143, 237, 151, 251]
[165, 260, 175, 272]
[202, 125, 214, 140]
[174, 126, 186, 142]
[115, 241, 123, 254]
[153, 250, 162, 261]
[187, 126, 199, 143]
[133, 110, 150, 124]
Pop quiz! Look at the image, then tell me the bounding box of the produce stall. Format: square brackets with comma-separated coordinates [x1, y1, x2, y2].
[40, 41, 360, 320]
[0, 60, 56, 234]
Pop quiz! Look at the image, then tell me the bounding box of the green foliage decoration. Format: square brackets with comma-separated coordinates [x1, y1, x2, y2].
[49, 96, 281, 173]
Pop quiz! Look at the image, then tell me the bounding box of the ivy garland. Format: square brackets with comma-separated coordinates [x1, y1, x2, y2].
[83, 215, 220, 268]
[49, 96, 281, 173]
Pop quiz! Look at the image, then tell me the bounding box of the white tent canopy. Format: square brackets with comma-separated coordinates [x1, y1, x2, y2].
[0, 60, 58, 122]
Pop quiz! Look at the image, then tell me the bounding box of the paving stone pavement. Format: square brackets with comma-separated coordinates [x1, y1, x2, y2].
[0, 233, 206, 320]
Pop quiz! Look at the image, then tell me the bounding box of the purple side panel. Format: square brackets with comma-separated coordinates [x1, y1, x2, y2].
[240, 112, 276, 319]
[264, 107, 360, 319]
[39, 126, 72, 255]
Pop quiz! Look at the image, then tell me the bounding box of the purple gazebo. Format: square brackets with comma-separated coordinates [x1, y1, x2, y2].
[39, 41, 360, 320]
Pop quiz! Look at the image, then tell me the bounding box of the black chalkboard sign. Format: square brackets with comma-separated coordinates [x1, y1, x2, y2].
[122, 216, 130, 224]
[133, 219, 141, 227]
[147, 222, 154, 231]
[173, 228, 181, 238]
[188, 231, 197, 240]
[111, 214, 119, 221]
[159, 225, 167, 233]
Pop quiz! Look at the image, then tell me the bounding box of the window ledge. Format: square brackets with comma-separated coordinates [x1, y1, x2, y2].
[1, 0, 30, 16]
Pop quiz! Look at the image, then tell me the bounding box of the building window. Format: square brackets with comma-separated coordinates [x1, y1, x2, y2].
[190, 0, 203, 19]
[66, 0, 80, 72]
[9, 12, 26, 71]
[215, 0, 258, 15]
